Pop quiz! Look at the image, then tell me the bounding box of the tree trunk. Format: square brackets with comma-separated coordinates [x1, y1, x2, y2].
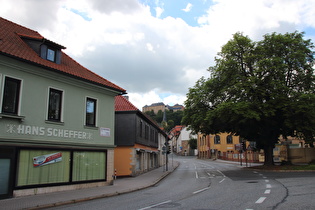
[263, 144, 274, 166]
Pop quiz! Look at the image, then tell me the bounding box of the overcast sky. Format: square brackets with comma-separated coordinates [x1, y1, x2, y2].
[1, 0, 315, 109]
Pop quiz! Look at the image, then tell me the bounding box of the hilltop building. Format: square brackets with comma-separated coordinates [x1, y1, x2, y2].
[142, 102, 184, 114]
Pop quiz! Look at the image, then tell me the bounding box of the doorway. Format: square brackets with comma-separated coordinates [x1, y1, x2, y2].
[0, 147, 15, 199]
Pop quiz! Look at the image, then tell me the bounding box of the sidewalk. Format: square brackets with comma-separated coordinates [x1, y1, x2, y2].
[0, 162, 179, 210]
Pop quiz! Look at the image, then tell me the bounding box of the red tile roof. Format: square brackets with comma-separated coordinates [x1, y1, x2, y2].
[115, 95, 138, 111]
[170, 125, 185, 137]
[0, 17, 126, 93]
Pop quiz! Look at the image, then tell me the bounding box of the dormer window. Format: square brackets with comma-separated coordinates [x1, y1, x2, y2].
[47, 48, 56, 62]
[40, 45, 62, 64]
[18, 34, 65, 65]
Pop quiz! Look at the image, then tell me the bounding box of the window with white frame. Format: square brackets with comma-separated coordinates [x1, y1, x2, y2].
[48, 88, 63, 121]
[2, 76, 21, 115]
[86, 97, 97, 126]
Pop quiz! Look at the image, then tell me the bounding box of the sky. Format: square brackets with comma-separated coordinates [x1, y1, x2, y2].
[1, 0, 315, 110]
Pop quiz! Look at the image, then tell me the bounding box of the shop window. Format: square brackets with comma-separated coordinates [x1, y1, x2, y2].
[17, 150, 106, 187]
[86, 97, 97, 126]
[48, 88, 63, 121]
[214, 135, 221, 144]
[2, 77, 21, 115]
[72, 151, 106, 181]
[17, 150, 70, 186]
[226, 135, 233, 144]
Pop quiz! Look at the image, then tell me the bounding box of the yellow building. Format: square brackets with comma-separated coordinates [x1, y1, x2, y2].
[142, 102, 184, 114]
[198, 133, 260, 163]
[142, 102, 167, 114]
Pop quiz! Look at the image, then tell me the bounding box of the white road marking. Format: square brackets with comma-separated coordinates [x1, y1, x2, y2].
[264, 189, 271, 194]
[265, 180, 269, 182]
[263, 176, 267, 179]
[266, 184, 272, 188]
[195, 171, 199, 179]
[139, 200, 172, 210]
[219, 178, 226, 183]
[217, 170, 226, 177]
[193, 187, 210, 194]
[255, 197, 266, 204]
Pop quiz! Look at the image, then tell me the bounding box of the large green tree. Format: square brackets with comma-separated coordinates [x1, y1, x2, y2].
[182, 31, 315, 165]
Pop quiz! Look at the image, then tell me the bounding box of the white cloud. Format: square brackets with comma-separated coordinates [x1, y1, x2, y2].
[1, 0, 314, 110]
[182, 3, 193, 12]
[163, 94, 187, 106]
[146, 43, 155, 53]
[155, 7, 164, 18]
[128, 90, 163, 110]
[128, 90, 186, 110]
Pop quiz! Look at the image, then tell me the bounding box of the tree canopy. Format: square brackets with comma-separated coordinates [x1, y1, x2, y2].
[145, 109, 183, 132]
[182, 31, 315, 165]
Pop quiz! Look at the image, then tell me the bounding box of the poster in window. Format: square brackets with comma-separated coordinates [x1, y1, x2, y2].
[33, 152, 62, 167]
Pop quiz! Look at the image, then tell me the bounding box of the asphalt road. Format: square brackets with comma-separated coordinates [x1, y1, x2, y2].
[50, 156, 315, 210]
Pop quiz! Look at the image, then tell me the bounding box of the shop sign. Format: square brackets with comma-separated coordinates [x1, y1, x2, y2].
[33, 152, 62, 167]
[5, 124, 93, 140]
[100, 127, 110, 137]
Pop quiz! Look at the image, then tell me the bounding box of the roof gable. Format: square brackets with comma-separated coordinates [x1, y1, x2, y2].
[0, 17, 126, 93]
[115, 95, 138, 111]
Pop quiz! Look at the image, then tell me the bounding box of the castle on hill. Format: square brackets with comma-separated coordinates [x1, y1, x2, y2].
[142, 102, 184, 114]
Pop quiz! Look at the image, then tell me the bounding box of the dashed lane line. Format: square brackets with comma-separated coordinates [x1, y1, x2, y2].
[193, 187, 210, 194]
[139, 200, 172, 210]
[255, 197, 266, 204]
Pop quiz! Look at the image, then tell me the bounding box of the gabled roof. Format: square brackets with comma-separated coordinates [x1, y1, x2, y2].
[0, 17, 126, 93]
[115, 95, 138, 111]
[115, 95, 167, 136]
[170, 125, 185, 138]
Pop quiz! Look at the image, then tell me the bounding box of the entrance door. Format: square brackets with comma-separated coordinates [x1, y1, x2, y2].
[0, 147, 15, 199]
[0, 159, 11, 196]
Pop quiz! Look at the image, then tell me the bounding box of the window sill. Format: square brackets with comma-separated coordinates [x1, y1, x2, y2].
[0, 113, 25, 121]
[45, 120, 64, 126]
[84, 125, 99, 130]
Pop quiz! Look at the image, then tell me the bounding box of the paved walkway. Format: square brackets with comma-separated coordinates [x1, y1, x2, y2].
[0, 163, 179, 210]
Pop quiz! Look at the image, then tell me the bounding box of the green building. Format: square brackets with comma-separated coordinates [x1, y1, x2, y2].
[0, 17, 126, 199]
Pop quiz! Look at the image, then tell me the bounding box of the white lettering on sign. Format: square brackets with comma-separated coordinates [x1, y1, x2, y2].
[6, 124, 93, 140]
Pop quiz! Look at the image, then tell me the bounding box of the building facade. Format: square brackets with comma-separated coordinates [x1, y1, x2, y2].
[142, 102, 184, 114]
[114, 96, 167, 177]
[197, 133, 260, 163]
[0, 18, 126, 199]
[142, 102, 167, 114]
[169, 125, 197, 156]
